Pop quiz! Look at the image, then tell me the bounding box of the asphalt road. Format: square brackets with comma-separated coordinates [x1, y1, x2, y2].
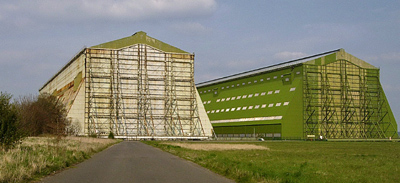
[40, 141, 234, 183]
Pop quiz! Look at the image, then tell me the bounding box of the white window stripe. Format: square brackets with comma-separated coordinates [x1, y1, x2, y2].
[211, 116, 283, 124]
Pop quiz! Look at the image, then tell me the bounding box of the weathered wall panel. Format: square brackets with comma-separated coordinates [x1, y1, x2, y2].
[40, 32, 212, 139]
[84, 44, 210, 138]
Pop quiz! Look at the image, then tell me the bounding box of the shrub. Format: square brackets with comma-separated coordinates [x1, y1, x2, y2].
[0, 92, 23, 151]
[16, 93, 68, 136]
[108, 131, 115, 139]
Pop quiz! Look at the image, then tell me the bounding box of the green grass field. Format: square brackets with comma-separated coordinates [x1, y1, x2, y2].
[145, 141, 400, 183]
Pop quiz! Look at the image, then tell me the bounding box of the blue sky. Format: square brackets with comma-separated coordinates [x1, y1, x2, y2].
[1, 0, 399, 131]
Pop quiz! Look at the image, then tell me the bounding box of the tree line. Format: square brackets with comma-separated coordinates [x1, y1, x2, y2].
[0, 92, 68, 151]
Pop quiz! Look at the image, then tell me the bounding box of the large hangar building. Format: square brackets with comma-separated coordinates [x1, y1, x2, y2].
[197, 49, 398, 139]
[40, 31, 212, 139]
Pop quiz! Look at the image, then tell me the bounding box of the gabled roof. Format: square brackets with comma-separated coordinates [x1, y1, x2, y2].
[91, 31, 189, 54]
[196, 49, 340, 87]
[196, 49, 378, 87]
[40, 32, 190, 92]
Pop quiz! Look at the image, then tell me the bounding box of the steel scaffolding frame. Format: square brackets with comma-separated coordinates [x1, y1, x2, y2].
[84, 44, 206, 138]
[303, 60, 397, 139]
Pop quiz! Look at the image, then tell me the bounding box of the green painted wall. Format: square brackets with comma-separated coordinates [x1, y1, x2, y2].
[213, 124, 281, 134]
[197, 50, 398, 139]
[198, 65, 304, 138]
[302, 53, 398, 139]
[281, 77, 303, 139]
[379, 87, 399, 138]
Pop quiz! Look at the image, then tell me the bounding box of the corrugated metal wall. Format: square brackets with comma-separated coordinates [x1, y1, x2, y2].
[84, 45, 211, 138]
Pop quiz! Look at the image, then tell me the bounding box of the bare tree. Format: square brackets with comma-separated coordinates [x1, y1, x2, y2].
[16, 93, 68, 136]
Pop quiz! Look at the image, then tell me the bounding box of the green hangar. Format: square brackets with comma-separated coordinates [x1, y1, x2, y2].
[197, 49, 398, 139]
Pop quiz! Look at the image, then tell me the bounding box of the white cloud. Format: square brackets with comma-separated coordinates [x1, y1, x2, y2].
[273, 51, 307, 60]
[0, 0, 217, 24]
[382, 84, 400, 92]
[83, 0, 217, 19]
[364, 52, 400, 63]
[170, 22, 212, 35]
[380, 52, 400, 61]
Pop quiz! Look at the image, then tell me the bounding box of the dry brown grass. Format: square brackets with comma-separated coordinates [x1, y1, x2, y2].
[0, 136, 119, 183]
[162, 142, 269, 151]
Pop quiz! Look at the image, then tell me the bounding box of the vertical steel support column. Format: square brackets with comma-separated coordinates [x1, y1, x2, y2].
[109, 50, 115, 135]
[85, 49, 98, 136]
[189, 54, 205, 136]
[137, 44, 154, 136]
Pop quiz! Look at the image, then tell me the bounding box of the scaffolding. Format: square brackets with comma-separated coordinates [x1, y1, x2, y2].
[303, 60, 397, 139]
[84, 44, 207, 138]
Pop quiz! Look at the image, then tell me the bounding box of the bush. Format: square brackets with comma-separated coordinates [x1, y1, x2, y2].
[0, 92, 23, 151]
[16, 93, 68, 136]
[108, 131, 115, 139]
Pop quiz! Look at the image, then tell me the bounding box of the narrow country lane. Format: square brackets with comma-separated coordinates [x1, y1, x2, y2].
[40, 141, 234, 183]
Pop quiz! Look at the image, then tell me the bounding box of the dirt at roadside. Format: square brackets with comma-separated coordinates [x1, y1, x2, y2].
[162, 143, 269, 151]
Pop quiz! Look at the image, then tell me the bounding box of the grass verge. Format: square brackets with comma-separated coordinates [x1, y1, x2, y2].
[144, 141, 400, 183]
[0, 136, 120, 183]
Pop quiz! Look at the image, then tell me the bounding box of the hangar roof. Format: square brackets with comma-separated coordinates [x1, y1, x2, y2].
[40, 32, 189, 92]
[196, 49, 377, 87]
[91, 31, 189, 54]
